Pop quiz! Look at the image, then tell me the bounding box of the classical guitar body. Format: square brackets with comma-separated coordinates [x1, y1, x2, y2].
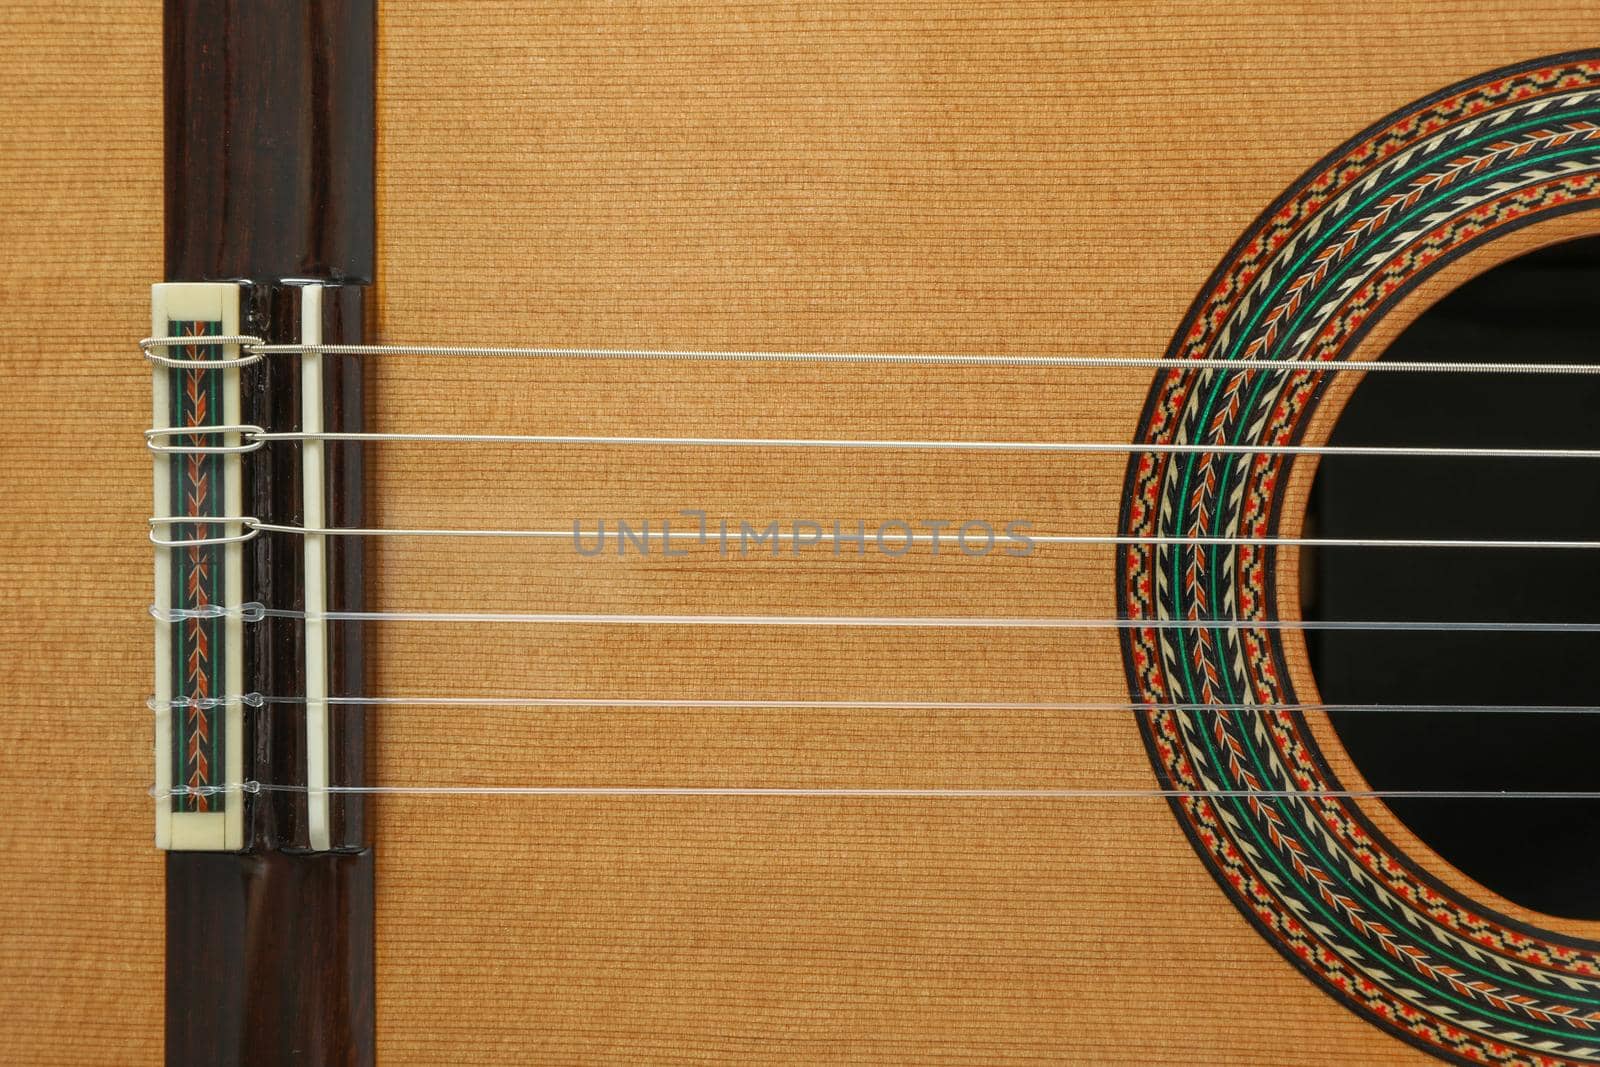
[3, 3, 1599, 1064]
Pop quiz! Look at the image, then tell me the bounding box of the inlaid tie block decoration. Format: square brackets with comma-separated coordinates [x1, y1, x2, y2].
[151, 282, 246, 852]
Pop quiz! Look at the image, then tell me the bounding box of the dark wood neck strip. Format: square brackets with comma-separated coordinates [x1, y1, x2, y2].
[166, 851, 375, 1067]
[163, 3, 375, 1064]
[165, 0, 375, 283]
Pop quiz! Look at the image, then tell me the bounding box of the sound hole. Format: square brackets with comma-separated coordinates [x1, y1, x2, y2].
[1305, 237, 1600, 920]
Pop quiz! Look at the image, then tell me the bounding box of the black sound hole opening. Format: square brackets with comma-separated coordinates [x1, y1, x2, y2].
[1304, 236, 1600, 920]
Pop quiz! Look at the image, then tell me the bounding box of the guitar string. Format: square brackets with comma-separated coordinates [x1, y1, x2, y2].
[150, 784, 1600, 800]
[149, 696, 1600, 796]
[145, 695, 1600, 715]
[144, 604, 1600, 632]
[243, 520, 1600, 550]
[244, 430, 1600, 460]
[140, 336, 1600, 376]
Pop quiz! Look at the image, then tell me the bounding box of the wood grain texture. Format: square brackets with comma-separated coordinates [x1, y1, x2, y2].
[0, 3, 165, 1064]
[165, 850, 374, 1067]
[5, 2, 1600, 1064]
[367, 3, 1600, 1064]
[165, 0, 375, 282]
